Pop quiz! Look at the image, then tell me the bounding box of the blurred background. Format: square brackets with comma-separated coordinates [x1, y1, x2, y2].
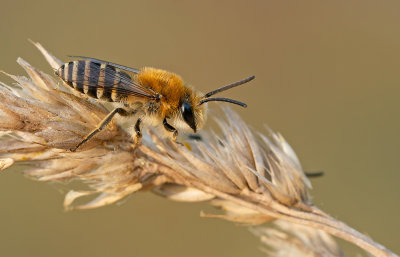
[0, 1, 399, 256]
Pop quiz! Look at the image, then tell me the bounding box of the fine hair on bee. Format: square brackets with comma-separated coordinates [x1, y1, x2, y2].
[55, 56, 255, 151]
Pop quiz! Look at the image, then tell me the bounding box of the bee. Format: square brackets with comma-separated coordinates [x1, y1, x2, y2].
[55, 56, 255, 151]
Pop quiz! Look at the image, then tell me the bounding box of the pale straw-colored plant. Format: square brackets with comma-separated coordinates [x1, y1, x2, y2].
[251, 220, 346, 257]
[0, 42, 397, 257]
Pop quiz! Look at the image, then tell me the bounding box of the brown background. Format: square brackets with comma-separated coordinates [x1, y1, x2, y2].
[0, 1, 399, 256]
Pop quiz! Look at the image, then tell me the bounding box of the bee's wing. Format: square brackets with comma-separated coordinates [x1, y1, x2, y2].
[68, 60, 159, 100]
[69, 56, 140, 74]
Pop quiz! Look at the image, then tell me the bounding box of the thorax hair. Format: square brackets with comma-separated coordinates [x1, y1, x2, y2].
[137, 67, 195, 117]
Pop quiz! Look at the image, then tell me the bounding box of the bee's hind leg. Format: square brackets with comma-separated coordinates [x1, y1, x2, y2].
[71, 108, 128, 152]
[163, 118, 178, 142]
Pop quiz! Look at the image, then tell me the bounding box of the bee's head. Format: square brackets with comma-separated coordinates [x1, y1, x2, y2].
[181, 101, 197, 132]
[178, 95, 206, 133]
[177, 75, 254, 133]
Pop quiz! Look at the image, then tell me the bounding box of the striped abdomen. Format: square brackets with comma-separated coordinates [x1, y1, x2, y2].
[55, 60, 131, 102]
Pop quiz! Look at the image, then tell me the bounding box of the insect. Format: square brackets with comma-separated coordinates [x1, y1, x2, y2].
[55, 56, 255, 151]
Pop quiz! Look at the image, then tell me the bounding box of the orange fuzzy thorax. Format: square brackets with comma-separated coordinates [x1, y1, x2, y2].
[137, 67, 195, 117]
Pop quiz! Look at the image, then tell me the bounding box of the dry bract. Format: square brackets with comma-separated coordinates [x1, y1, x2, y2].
[251, 220, 345, 257]
[0, 42, 396, 257]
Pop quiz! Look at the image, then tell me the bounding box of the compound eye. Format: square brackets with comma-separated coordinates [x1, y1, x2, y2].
[182, 102, 196, 132]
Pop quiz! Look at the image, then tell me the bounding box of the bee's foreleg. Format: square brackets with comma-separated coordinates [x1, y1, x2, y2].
[71, 108, 126, 152]
[163, 118, 178, 141]
[133, 118, 142, 144]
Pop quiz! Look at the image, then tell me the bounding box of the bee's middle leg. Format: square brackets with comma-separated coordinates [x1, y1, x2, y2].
[163, 118, 178, 141]
[133, 118, 142, 144]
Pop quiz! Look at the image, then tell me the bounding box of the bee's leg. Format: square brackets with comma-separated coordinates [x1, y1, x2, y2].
[163, 118, 178, 141]
[133, 118, 142, 144]
[71, 108, 126, 152]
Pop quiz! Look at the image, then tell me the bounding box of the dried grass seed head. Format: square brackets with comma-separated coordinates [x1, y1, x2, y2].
[0, 41, 311, 215]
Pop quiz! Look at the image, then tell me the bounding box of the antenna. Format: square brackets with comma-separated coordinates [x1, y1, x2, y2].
[199, 97, 247, 107]
[203, 75, 255, 98]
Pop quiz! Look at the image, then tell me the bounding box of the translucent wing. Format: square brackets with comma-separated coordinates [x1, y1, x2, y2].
[64, 59, 159, 100]
[69, 56, 140, 74]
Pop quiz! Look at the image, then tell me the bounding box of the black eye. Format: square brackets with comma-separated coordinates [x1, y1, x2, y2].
[182, 101, 196, 132]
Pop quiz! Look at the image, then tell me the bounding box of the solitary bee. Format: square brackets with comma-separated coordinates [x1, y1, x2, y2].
[55, 56, 255, 151]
